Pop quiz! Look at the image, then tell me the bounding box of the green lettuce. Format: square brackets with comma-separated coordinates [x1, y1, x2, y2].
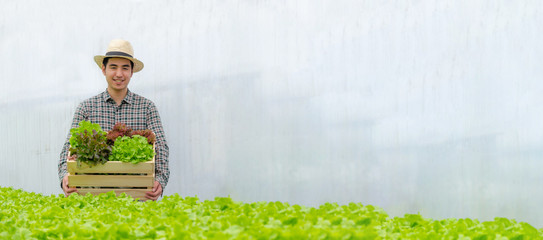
[1, 187, 542, 239]
[69, 120, 104, 149]
[68, 121, 111, 167]
[109, 135, 155, 163]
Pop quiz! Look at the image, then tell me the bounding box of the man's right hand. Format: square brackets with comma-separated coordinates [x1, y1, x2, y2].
[62, 175, 78, 197]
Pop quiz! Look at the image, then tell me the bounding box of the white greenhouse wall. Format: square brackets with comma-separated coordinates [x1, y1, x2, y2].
[2, 0, 543, 226]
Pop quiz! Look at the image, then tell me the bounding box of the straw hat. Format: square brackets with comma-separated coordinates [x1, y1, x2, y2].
[94, 39, 144, 72]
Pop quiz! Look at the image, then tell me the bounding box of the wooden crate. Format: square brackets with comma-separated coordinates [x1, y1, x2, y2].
[67, 155, 155, 200]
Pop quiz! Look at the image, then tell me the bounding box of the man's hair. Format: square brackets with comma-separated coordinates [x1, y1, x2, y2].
[102, 57, 134, 70]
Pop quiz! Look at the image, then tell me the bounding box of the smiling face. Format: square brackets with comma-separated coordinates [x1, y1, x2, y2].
[102, 57, 133, 94]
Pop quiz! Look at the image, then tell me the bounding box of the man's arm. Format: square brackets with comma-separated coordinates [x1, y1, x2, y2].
[58, 103, 87, 193]
[145, 101, 170, 194]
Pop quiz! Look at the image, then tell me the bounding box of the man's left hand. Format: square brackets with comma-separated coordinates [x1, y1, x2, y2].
[145, 181, 163, 201]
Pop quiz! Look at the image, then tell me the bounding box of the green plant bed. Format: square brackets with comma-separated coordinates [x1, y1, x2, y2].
[0, 187, 540, 239]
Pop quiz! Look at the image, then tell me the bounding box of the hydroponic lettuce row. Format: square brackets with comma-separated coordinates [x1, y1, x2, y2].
[0, 187, 541, 239]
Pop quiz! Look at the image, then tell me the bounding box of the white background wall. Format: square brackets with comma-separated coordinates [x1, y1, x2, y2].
[2, 0, 543, 226]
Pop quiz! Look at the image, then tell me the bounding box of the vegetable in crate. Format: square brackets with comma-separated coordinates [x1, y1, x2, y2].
[131, 129, 156, 144]
[69, 121, 111, 167]
[106, 122, 132, 144]
[109, 135, 155, 164]
[106, 122, 156, 145]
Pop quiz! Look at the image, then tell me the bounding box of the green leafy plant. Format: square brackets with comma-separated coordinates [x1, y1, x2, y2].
[109, 135, 155, 163]
[107, 122, 156, 145]
[131, 129, 156, 144]
[69, 121, 103, 149]
[1, 187, 542, 239]
[69, 121, 111, 167]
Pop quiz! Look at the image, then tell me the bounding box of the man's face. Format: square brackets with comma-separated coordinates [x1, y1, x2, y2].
[102, 57, 133, 92]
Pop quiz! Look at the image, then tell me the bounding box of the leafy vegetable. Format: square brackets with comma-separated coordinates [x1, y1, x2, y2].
[107, 122, 156, 145]
[69, 121, 103, 149]
[106, 122, 132, 144]
[131, 129, 156, 144]
[109, 135, 155, 163]
[68, 121, 111, 167]
[1, 187, 542, 239]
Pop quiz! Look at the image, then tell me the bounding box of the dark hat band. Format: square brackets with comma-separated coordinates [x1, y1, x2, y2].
[105, 51, 133, 58]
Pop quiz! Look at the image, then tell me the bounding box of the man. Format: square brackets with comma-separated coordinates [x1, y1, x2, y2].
[58, 39, 169, 201]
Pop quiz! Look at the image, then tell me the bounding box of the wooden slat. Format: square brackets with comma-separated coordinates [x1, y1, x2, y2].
[66, 143, 156, 198]
[67, 160, 154, 174]
[68, 174, 154, 187]
[76, 189, 150, 200]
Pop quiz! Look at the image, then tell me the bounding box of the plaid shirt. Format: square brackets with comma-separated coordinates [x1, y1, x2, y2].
[58, 89, 170, 190]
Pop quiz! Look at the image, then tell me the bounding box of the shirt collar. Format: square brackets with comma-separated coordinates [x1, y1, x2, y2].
[102, 89, 133, 105]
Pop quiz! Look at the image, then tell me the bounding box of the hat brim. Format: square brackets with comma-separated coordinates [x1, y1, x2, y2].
[94, 55, 144, 73]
